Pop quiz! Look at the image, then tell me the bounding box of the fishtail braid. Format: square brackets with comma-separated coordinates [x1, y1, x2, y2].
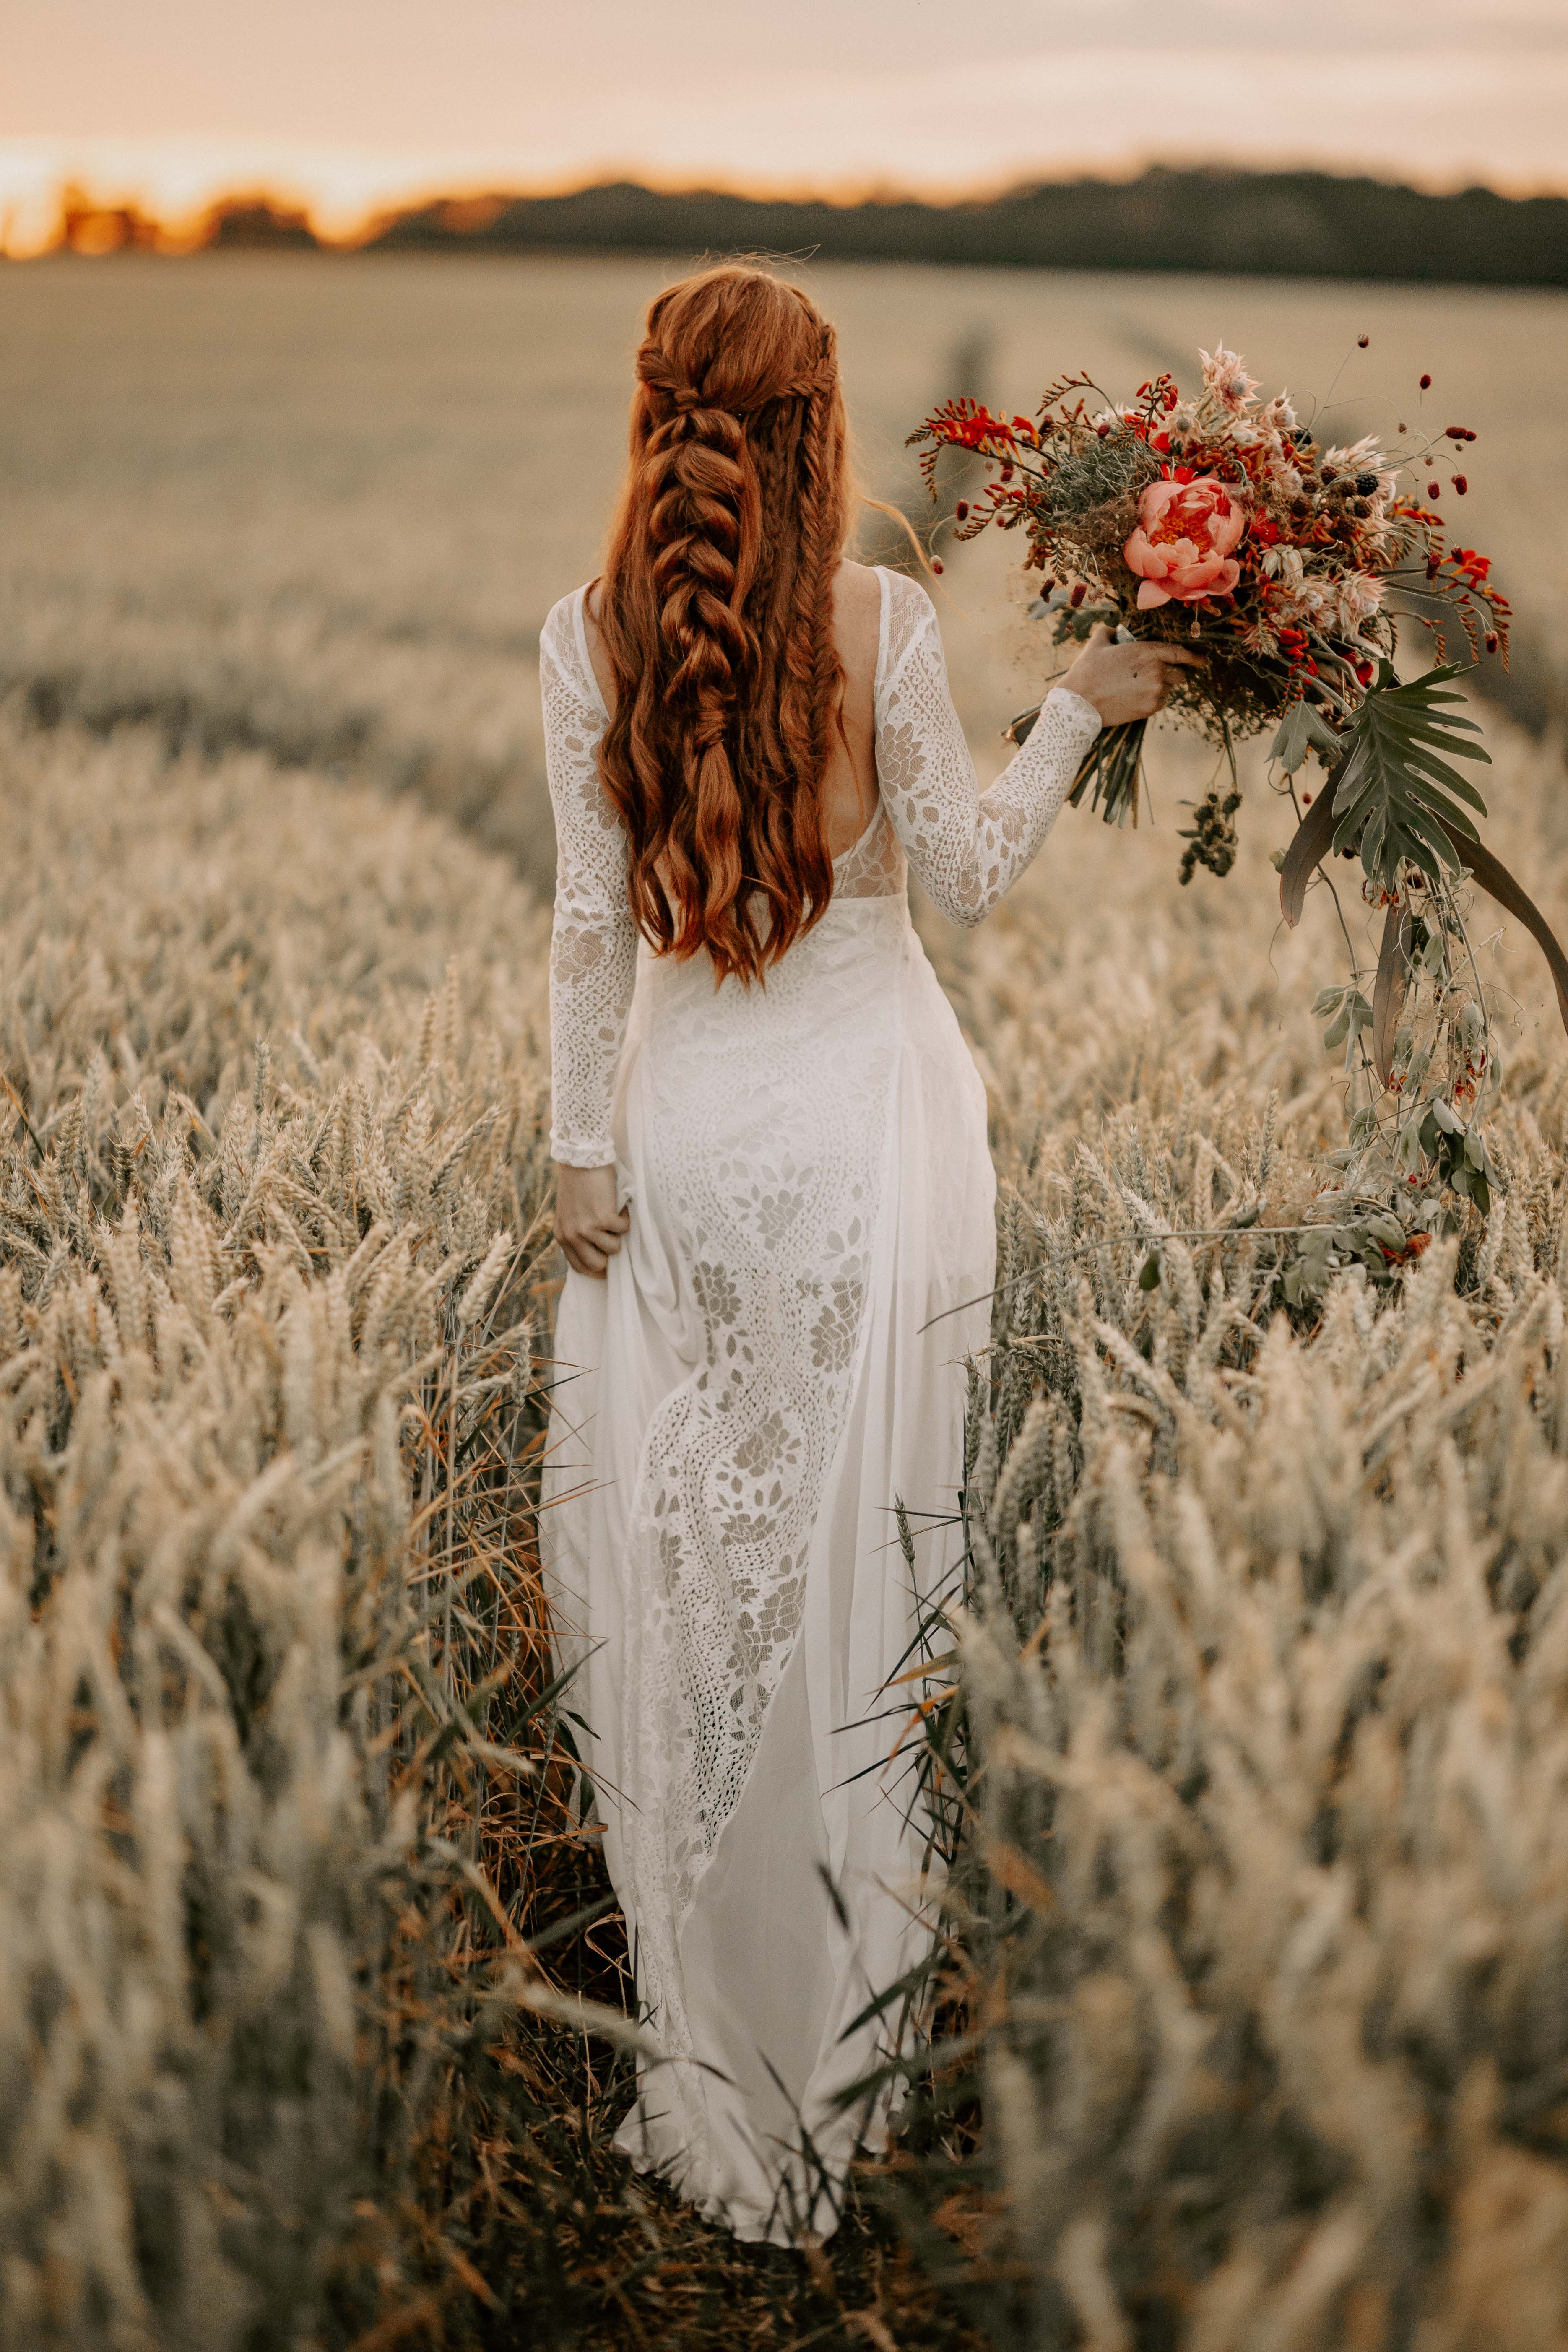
[595, 268, 855, 984]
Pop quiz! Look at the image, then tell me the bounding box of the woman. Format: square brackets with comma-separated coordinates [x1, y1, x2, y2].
[539, 265, 1193, 2244]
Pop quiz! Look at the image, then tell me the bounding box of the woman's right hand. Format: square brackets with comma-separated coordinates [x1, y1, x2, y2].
[554, 1162, 630, 1278]
[1061, 624, 1205, 727]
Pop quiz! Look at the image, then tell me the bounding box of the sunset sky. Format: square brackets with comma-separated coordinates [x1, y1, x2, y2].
[3, 0, 1565, 251]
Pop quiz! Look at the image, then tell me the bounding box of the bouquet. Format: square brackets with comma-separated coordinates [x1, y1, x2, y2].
[911, 347, 1568, 1283]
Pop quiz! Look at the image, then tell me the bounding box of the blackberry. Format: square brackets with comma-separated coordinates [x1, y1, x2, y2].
[1178, 785, 1244, 884]
[1355, 471, 1379, 495]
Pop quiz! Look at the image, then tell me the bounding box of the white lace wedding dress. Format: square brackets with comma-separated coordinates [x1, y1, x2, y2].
[539, 566, 1100, 2243]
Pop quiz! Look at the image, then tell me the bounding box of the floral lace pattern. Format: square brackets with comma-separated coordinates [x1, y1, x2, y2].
[872, 569, 1102, 925]
[540, 593, 638, 1166]
[618, 902, 906, 2149]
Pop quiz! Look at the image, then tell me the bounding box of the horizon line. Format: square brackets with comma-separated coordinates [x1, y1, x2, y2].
[6, 151, 1568, 262]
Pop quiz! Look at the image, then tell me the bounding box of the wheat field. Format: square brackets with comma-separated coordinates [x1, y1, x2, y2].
[2, 251, 1568, 2350]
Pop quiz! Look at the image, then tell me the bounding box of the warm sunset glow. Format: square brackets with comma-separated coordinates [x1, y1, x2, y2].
[3, 0, 1565, 257]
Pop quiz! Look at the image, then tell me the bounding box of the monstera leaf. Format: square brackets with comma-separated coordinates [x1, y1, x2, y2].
[1328, 661, 1490, 890]
[1279, 663, 1568, 1046]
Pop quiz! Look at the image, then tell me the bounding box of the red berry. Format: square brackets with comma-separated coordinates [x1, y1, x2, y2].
[954, 499, 969, 521]
[1302, 790, 1313, 805]
[1420, 373, 1432, 389]
[1485, 632, 1499, 653]
[1454, 475, 1467, 494]
[1428, 483, 1441, 499]
[1069, 582, 1087, 608]
[930, 557, 944, 575]
[1357, 334, 1370, 348]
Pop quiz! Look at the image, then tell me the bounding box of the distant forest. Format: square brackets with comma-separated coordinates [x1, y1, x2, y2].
[47, 168, 1568, 287]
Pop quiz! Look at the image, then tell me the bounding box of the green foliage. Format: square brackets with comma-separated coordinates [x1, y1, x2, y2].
[1331, 660, 1491, 889]
[1268, 697, 1341, 777]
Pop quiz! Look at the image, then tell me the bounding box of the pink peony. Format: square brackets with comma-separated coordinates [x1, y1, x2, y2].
[1123, 475, 1248, 609]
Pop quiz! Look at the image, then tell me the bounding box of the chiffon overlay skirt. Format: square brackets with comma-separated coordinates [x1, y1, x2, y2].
[540, 893, 996, 2243]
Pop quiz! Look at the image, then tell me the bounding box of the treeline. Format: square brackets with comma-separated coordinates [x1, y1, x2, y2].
[37, 167, 1568, 287]
[366, 170, 1568, 286]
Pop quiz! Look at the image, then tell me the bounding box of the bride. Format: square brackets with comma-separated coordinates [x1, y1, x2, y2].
[539, 264, 1193, 2245]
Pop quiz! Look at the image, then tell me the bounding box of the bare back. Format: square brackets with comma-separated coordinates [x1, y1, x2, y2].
[582, 559, 883, 864]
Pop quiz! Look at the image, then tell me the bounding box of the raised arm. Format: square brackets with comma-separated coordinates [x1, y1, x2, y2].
[541, 593, 638, 1168]
[873, 572, 1102, 927]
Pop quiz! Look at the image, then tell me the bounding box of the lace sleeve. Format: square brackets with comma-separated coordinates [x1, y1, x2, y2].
[541, 591, 638, 1167]
[873, 570, 1103, 927]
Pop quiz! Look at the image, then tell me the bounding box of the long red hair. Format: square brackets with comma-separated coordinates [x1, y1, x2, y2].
[594, 267, 850, 985]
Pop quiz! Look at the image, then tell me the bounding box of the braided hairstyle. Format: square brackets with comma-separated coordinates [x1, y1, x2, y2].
[594, 267, 850, 985]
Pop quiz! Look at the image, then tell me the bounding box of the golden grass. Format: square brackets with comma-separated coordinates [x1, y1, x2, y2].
[3, 251, 1568, 2349]
[891, 718, 1568, 2348]
[0, 704, 580, 2347]
[5, 687, 1567, 2348]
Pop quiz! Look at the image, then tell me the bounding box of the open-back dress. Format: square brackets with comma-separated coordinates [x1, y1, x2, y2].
[539, 566, 1101, 2243]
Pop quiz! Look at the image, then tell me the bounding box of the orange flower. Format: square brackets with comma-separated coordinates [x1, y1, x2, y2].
[1124, 476, 1248, 608]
